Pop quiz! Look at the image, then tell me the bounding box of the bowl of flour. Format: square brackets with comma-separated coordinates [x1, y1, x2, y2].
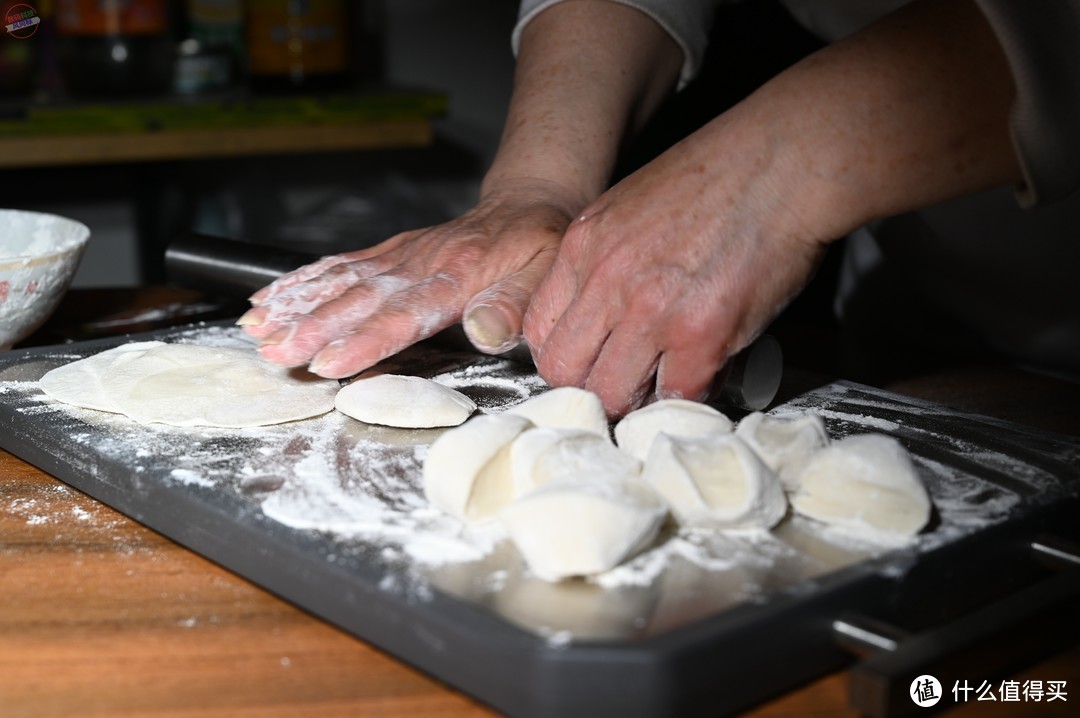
[0, 209, 90, 349]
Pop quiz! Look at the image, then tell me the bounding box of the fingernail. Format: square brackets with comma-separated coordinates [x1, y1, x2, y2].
[236, 307, 266, 326]
[309, 338, 345, 374]
[259, 324, 294, 347]
[464, 305, 520, 354]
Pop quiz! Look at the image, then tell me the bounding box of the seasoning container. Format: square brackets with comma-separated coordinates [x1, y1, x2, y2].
[56, 0, 174, 97]
[245, 0, 352, 94]
[174, 0, 243, 95]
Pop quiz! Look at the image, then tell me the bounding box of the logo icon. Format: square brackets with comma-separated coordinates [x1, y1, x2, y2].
[911, 674, 943, 708]
[4, 3, 40, 39]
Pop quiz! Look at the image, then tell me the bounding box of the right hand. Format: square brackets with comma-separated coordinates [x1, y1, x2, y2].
[238, 180, 579, 378]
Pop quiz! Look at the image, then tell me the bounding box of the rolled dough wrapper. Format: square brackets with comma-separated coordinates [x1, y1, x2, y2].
[791, 434, 931, 543]
[614, 399, 734, 462]
[39, 341, 338, 428]
[509, 426, 642, 498]
[499, 477, 668, 581]
[505, 386, 610, 438]
[423, 413, 534, 522]
[735, 411, 829, 492]
[642, 432, 787, 530]
[335, 373, 476, 428]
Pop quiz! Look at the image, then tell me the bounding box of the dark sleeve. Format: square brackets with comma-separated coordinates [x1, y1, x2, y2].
[975, 0, 1080, 207]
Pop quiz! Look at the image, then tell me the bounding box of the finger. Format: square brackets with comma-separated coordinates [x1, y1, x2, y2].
[583, 321, 661, 418]
[307, 275, 465, 378]
[463, 247, 555, 354]
[241, 259, 409, 340]
[256, 273, 413, 366]
[248, 232, 414, 306]
[655, 345, 728, 404]
[654, 302, 737, 403]
[521, 239, 579, 354]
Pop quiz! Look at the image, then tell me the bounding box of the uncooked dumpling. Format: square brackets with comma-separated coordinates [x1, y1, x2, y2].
[614, 399, 733, 461]
[642, 432, 787, 530]
[505, 386, 609, 437]
[735, 411, 829, 491]
[791, 434, 931, 543]
[39, 341, 338, 428]
[335, 373, 476, 428]
[509, 426, 641, 498]
[422, 413, 533, 522]
[498, 476, 667, 581]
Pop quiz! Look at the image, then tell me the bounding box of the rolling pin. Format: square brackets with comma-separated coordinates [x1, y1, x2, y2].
[165, 233, 783, 411]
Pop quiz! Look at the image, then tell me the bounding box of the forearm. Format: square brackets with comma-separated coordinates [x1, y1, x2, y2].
[481, 0, 683, 212]
[715, 0, 1022, 243]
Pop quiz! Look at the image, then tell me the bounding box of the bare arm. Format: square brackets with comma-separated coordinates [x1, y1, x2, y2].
[241, 0, 682, 374]
[523, 0, 1022, 416]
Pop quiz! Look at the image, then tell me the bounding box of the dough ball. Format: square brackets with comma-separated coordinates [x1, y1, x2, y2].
[735, 411, 829, 491]
[39, 341, 338, 428]
[422, 413, 533, 522]
[790, 434, 931, 543]
[614, 399, 733, 462]
[498, 477, 667, 581]
[335, 373, 476, 428]
[642, 432, 787, 530]
[509, 426, 642, 499]
[505, 386, 609, 437]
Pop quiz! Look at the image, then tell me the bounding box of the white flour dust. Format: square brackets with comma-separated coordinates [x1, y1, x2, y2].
[2, 326, 1077, 619]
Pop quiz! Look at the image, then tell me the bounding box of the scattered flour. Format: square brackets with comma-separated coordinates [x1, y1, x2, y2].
[2, 327, 1078, 642]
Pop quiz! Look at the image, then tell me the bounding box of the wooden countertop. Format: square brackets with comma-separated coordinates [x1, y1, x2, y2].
[2, 288, 1079, 717]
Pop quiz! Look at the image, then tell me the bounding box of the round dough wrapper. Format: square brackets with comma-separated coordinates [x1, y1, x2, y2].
[335, 373, 476, 428]
[735, 411, 829, 491]
[39, 341, 338, 428]
[642, 432, 787, 530]
[505, 386, 609, 437]
[422, 413, 534, 522]
[498, 477, 667, 581]
[791, 434, 931, 543]
[614, 399, 733, 462]
[509, 426, 642, 499]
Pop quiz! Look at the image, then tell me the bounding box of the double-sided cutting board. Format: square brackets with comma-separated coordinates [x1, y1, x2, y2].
[1, 324, 1079, 717]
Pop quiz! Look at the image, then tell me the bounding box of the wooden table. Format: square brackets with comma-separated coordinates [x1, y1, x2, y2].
[2, 290, 1079, 717]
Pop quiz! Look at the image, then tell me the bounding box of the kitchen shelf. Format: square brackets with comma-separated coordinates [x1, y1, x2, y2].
[0, 89, 445, 167]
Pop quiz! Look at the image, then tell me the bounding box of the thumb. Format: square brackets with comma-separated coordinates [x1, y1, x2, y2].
[463, 250, 553, 355]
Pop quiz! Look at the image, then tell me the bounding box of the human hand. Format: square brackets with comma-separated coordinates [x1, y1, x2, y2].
[523, 113, 829, 418]
[239, 180, 579, 378]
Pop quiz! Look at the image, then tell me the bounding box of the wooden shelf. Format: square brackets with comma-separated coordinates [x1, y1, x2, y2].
[0, 118, 434, 168]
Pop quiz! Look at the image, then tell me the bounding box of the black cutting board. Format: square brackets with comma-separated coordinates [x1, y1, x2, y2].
[2, 324, 1078, 717]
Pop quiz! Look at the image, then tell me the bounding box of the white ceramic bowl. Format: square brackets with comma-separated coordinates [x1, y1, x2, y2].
[0, 209, 91, 349]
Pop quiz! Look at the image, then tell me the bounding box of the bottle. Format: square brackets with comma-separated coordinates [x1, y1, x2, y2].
[245, 0, 351, 94]
[0, 3, 42, 97]
[174, 0, 243, 95]
[56, 0, 174, 97]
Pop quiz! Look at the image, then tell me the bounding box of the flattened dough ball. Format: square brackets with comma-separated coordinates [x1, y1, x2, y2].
[791, 434, 931, 543]
[505, 386, 609, 437]
[614, 399, 733, 462]
[499, 477, 667, 581]
[735, 411, 829, 491]
[422, 413, 533, 522]
[39, 341, 338, 428]
[336, 373, 476, 428]
[642, 432, 787, 530]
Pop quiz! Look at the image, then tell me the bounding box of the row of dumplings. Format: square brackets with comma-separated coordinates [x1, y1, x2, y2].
[418, 386, 932, 582]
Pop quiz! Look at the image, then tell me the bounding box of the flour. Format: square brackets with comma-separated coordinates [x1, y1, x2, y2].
[3, 326, 1078, 643]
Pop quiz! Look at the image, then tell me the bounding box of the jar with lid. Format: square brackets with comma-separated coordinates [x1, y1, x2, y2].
[245, 0, 352, 94]
[56, 0, 174, 97]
